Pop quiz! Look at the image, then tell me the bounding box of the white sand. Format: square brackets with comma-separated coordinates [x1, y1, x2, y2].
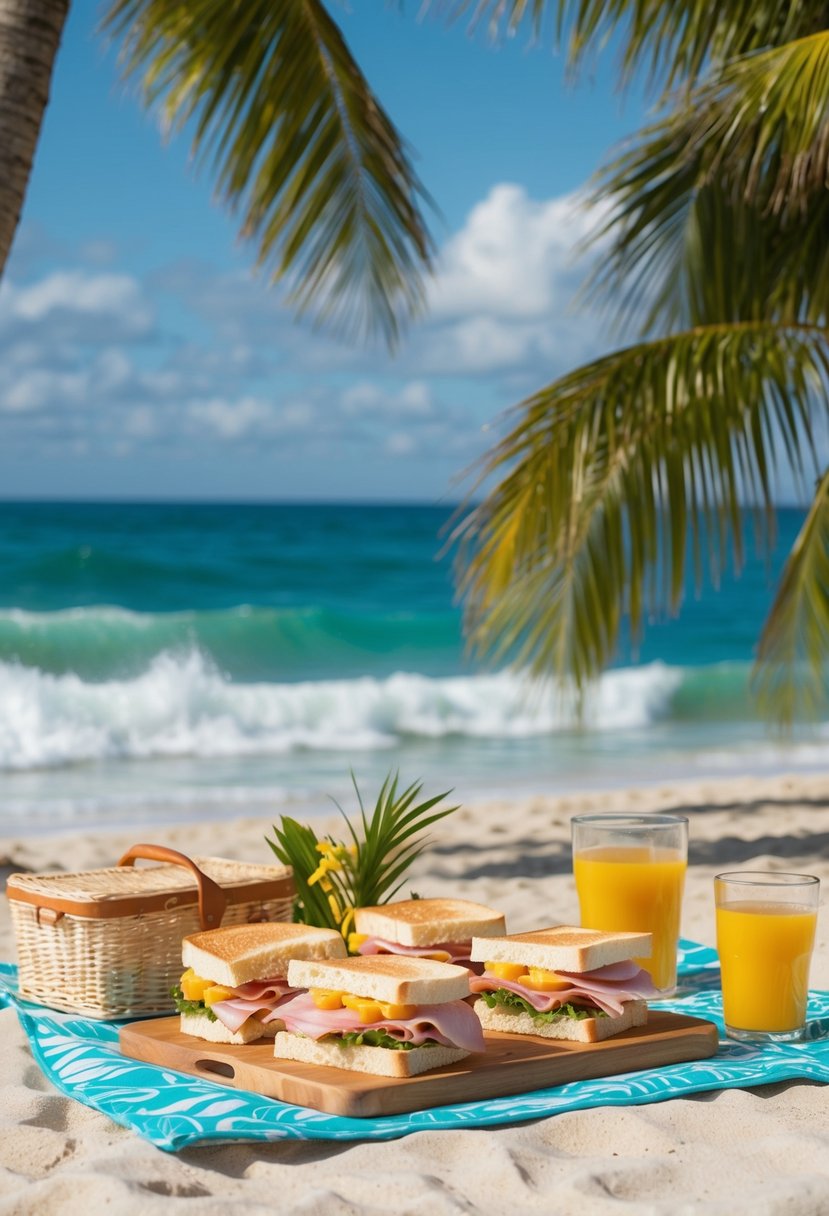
[0, 770, 827, 1214]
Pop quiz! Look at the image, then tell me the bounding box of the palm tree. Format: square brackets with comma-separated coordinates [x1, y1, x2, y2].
[4, 0, 828, 717]
[451, 2, 829, 724]
[0, 0, 434, 345]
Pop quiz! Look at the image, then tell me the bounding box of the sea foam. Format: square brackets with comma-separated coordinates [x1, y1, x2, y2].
[0, 650, 685, 771]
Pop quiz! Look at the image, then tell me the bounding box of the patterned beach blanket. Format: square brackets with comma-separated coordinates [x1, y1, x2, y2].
[1, 940, 827, 1152]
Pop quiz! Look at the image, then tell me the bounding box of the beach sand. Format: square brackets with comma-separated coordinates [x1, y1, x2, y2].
[0, 771, 827, 1214]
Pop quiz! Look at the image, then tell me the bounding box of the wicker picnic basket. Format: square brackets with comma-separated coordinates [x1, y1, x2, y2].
[6, 843, 295, 1019]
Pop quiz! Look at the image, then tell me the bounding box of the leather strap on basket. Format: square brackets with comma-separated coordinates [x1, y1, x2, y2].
[117, 844, 227, 930]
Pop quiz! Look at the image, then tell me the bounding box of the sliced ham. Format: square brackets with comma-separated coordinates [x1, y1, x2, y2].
[208, 977, 297, 1034]
[469, 963, 659, 1018]
[231, 979, 295, 1001]
[277, 991, 486, 1053]
[357, 937, 473, 965]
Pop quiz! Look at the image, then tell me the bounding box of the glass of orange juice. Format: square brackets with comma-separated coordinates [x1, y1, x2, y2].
[571, 813, 688, 993]
[715, 871, 820, 1043]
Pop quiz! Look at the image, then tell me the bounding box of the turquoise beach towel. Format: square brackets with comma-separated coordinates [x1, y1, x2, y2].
[1, 940, 827, 1153]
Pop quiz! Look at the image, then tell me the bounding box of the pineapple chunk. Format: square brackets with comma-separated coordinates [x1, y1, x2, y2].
[203, 984, 235, 1007]
[378, 1001, 416, 1019]
[342, 993, 382, 1024]
[485, 961, 526, 982]
[180, 968, 213, 1002]
[340, 993, 416, 1022]
[521, 967, 572, 992]
[310, 988, 345, 1010]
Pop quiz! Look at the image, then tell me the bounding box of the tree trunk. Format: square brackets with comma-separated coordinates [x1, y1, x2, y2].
[0, 0, 69, 278]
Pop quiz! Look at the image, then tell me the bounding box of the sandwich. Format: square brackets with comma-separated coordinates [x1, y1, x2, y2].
[273, 954, 486, 1077]
[350, 897, 506, 972]
[173, 921, 347, 1045]
[469, 926, 659, 1043]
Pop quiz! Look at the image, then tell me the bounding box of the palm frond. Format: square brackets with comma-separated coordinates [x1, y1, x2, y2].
[453, 324, 828, 703]
[590, 31, 829, 332]
[266, 772, 458, 935]
[753, 467, 829, 725]
[103, 0, 434, 345]
[429, 0, 816, 90]
[268, 816, 342, 931]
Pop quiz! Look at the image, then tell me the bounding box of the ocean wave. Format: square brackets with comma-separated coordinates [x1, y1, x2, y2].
[0, 604, 460, 682]
[0, 650, 764, 772]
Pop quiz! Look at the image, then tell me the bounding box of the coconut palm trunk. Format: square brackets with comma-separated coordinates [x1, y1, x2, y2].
[0, 0, 69, 277]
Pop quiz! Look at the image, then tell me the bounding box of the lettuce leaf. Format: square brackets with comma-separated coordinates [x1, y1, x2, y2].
[478, 988, 607, 1023]
[330, 1029, 440, 1051]
[170, 984, 218, 1023]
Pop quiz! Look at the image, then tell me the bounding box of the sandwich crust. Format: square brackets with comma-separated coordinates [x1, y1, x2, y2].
[475, 997, 648, 1043]
[181, 922, 346, 987]
[274, 1031, 469, 1077]
[286, 954, 471, 1004]
[354, 898, 506, 947]
[470, 926, 652, 972]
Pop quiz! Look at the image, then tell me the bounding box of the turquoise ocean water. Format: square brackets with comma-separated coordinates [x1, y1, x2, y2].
[0, 501, 823, 836]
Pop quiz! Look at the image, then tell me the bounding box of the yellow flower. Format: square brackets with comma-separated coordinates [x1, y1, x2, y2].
[307, 856, 340, 887]
[340, 906, 355, 938]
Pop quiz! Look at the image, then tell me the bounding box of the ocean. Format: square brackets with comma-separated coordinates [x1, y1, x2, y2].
[0, 501, 823, 837]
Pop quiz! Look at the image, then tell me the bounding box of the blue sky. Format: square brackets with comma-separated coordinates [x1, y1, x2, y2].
[1, 1, 652, 501]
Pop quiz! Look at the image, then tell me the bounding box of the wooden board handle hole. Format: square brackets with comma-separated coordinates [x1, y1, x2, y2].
[196, 1059, 236, 1080]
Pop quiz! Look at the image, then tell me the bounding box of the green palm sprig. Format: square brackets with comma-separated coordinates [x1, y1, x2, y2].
[102, 0, 434, 346]
[266, 771, 458, 938]
[453, 323, 828, 698]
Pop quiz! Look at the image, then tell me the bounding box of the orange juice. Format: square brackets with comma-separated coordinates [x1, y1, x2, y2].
[716, 901, 817, 1032]
[573, 846, 686, 990]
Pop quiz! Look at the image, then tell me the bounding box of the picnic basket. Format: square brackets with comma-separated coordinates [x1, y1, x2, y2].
[5, 843, 295, 1018]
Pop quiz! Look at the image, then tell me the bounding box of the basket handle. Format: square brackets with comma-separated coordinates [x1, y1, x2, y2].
[116, 844, 227, 930]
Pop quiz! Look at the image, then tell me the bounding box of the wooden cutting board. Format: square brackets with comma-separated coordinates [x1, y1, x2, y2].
[119, 1011, 719, 1119]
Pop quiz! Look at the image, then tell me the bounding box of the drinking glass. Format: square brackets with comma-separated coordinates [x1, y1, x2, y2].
[715, 871, 820, 1043]
[571, 813, 688, 993]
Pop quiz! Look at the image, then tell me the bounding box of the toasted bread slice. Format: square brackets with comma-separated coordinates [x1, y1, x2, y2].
[180, 1010, 267, 1045]
[182, 922, 347, 988]
[470, 926, 652, 973]
[286, 954, 470, 1005]
[354, 898, 506, 947]
[474, 997, 648, 1043]
[273, 1031, 469, 1077]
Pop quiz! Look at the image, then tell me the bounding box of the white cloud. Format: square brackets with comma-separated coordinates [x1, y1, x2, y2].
[188, 396, 274, 439]
[385, 431, 417, 457]
[341, 380, 435, 418]
[409, 183, 607, 377]
[4, 272, 151, 333]
[429, 184, 599, 321]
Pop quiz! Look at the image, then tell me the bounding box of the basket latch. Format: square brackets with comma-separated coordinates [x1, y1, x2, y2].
[116, 844, 228, 930]
[36, 906, 64, 927]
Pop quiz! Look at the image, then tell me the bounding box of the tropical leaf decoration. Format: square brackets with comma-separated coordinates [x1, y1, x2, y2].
[103, 0, 435, 345]
[587, 31, 829, 333]
[431, 0, 817, 89]
[443, 0, 829, 726]
[454, 325, 828, 692]
[266, 772, 458, 940]
[753, 469, 829, 725]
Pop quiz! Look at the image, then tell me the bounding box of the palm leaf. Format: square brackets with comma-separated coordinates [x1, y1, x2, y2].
[266, 772, 458, 933]
[753, 467, 829, 725]
[430, 0, 816, 90]
[268, 816, 342, 930]
[589, 32, 829, 332]
[453, 323, 828, 704]
[103, 0, 434, 345]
